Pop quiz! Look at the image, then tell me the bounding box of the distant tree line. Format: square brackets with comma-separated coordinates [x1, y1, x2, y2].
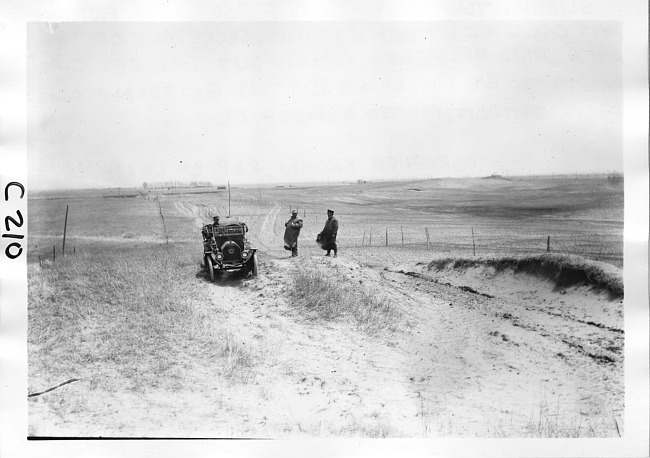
[143, 181, 213, 190]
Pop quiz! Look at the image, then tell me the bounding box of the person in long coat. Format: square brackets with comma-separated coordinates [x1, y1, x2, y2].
[317, 209, 338, 257]
[284, 209, 303, 257]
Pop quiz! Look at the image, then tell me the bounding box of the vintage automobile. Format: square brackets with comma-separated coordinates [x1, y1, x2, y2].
[202, 221, 258, 281]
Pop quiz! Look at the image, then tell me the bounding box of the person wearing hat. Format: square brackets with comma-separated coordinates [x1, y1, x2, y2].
[317, 209, 338, 257]
[284, 209, 303, 257]
[202, 215, 219, 237]
[202, 215, 220, 250]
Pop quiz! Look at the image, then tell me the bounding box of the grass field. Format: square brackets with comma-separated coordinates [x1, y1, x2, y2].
[29, 176, 623, 266]
[27, 175, 624, 437]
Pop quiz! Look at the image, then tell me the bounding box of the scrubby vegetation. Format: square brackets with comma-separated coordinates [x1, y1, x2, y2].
[288, 266, 401, 336]
[521, 398, 621, 438]
[28, 244, 255, 396]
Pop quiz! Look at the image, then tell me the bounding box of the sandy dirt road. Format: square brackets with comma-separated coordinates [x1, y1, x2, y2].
[162, 202, 624, 437]
[28, 200, 623, 438]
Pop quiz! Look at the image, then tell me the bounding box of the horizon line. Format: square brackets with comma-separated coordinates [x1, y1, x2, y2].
[29, 171, 624, 193]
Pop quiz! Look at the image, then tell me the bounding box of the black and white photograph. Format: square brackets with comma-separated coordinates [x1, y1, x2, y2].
[1, 1, 648, 457]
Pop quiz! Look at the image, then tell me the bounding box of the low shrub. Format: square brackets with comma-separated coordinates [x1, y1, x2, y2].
[289, 267, 400, 336]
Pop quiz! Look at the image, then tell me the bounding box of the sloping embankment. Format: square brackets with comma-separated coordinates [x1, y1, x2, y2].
[427, 254, 623, 299]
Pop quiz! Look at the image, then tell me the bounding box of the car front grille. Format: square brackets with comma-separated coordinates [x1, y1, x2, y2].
[221, 241, 242, 263]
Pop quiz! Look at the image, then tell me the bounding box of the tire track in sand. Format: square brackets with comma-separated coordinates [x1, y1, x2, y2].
[174, 200, 226, 229]
[256, 205, 284, 257]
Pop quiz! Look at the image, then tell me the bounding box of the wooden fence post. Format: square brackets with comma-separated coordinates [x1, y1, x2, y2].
[401, 226, 404, 247]
[547, 235, 551, 252]
[62, 205, 69, 257]
[53, 246, 56, 263]
[425, 228, 430, 251]
[369, 228, 372, 246]
[362, 231, 366, 246]
[386, 229, 388, 246]
[471, 227, 476, 256]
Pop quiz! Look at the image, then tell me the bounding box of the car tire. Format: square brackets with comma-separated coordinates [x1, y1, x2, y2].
[206, 256, 216, 282]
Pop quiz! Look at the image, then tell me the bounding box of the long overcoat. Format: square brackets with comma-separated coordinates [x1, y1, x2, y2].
[318, 216, 338, 250]
[284, 216, 303, 250]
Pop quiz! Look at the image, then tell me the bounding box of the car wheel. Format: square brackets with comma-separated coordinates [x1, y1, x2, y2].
[206, 256, 216, 282]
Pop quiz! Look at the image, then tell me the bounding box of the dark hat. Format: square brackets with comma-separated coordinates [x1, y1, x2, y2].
[213, 215, 220, 220]
[327, 209, 334, 213]
[291, 209, 298, 214]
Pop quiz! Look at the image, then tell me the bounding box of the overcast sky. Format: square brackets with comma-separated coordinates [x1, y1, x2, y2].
[27, 21, 622, 190]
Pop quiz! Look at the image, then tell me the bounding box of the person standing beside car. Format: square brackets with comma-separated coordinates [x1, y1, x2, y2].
[318, 209, 338, 257]
[284, 209, 303, 257]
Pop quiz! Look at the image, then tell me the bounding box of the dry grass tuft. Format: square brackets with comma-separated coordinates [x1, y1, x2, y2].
[338, 414, 395, 438]
[288, 267, 400, 336]
[219, 331, 255, 381]
[521, 398, 623, 438]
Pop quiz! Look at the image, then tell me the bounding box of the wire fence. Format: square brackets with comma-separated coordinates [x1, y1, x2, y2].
[262, 204, 622, 267]
[336, 225, 622, 266]
[33, 191, 622, 269]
